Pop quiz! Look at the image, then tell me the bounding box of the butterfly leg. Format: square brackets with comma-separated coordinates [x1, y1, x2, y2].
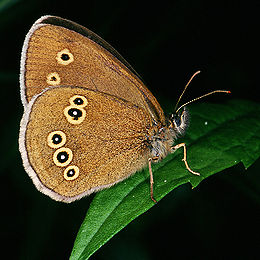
[171, 143, 200, 176]
[148, 158, 158, 203]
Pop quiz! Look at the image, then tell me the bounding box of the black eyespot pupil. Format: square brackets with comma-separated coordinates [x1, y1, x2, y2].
[61, 53, 70, 61]
[57, 151, 69, 163]
[52, 134, 62, 144]
[68, 108, 82, 120]
[51, 76, 57, 81]
[73, 98, 84, 105]
[67, 169, 75, 177]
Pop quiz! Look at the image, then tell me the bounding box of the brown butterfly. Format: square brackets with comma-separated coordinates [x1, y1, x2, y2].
[19, 16, 229, 203]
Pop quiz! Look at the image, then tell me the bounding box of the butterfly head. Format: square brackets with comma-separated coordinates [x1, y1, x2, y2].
[168, 106, 189, 136]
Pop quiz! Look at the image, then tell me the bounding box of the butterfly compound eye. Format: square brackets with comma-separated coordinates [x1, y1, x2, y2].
[174, 115, 181, 127]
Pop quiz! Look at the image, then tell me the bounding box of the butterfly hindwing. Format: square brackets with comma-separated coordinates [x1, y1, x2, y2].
[19, 86, 152, 202]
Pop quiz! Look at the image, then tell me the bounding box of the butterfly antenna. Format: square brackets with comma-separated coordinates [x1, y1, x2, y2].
[174, 70, 201, 112]
[175, 90, 231, 114]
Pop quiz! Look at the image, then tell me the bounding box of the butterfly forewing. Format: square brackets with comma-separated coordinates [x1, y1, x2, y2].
[20, 16, 165, 123]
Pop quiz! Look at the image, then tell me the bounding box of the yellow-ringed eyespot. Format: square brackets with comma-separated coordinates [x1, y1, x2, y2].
[47, 131, 66, 149]
[64, 165, 79, 181]
[46, 72, 61, 86]
[69, 95, 88, 107]
[53, 147, 73, 167]
[56, 49, 74, 65]
[64, 106, 86, 124]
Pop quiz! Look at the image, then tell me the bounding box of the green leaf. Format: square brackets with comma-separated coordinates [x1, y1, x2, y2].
[70, 99, 260, 260]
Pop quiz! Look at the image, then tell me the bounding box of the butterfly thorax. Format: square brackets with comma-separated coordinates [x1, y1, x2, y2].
[147, 107, 189, 161]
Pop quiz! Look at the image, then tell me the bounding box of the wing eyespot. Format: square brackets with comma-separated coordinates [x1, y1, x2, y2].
[64, 106, 86, 124]
[46, 72, 61, 86]
[53, 147, 73, 167]
[69, 95, 88, 107]
[47, 131, 66, 148]
[64, 165, 79, 181]
[56, 49, 74, 65]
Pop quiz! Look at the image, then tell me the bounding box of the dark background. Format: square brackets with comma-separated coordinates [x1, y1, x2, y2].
[1, 0, 259, 259]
